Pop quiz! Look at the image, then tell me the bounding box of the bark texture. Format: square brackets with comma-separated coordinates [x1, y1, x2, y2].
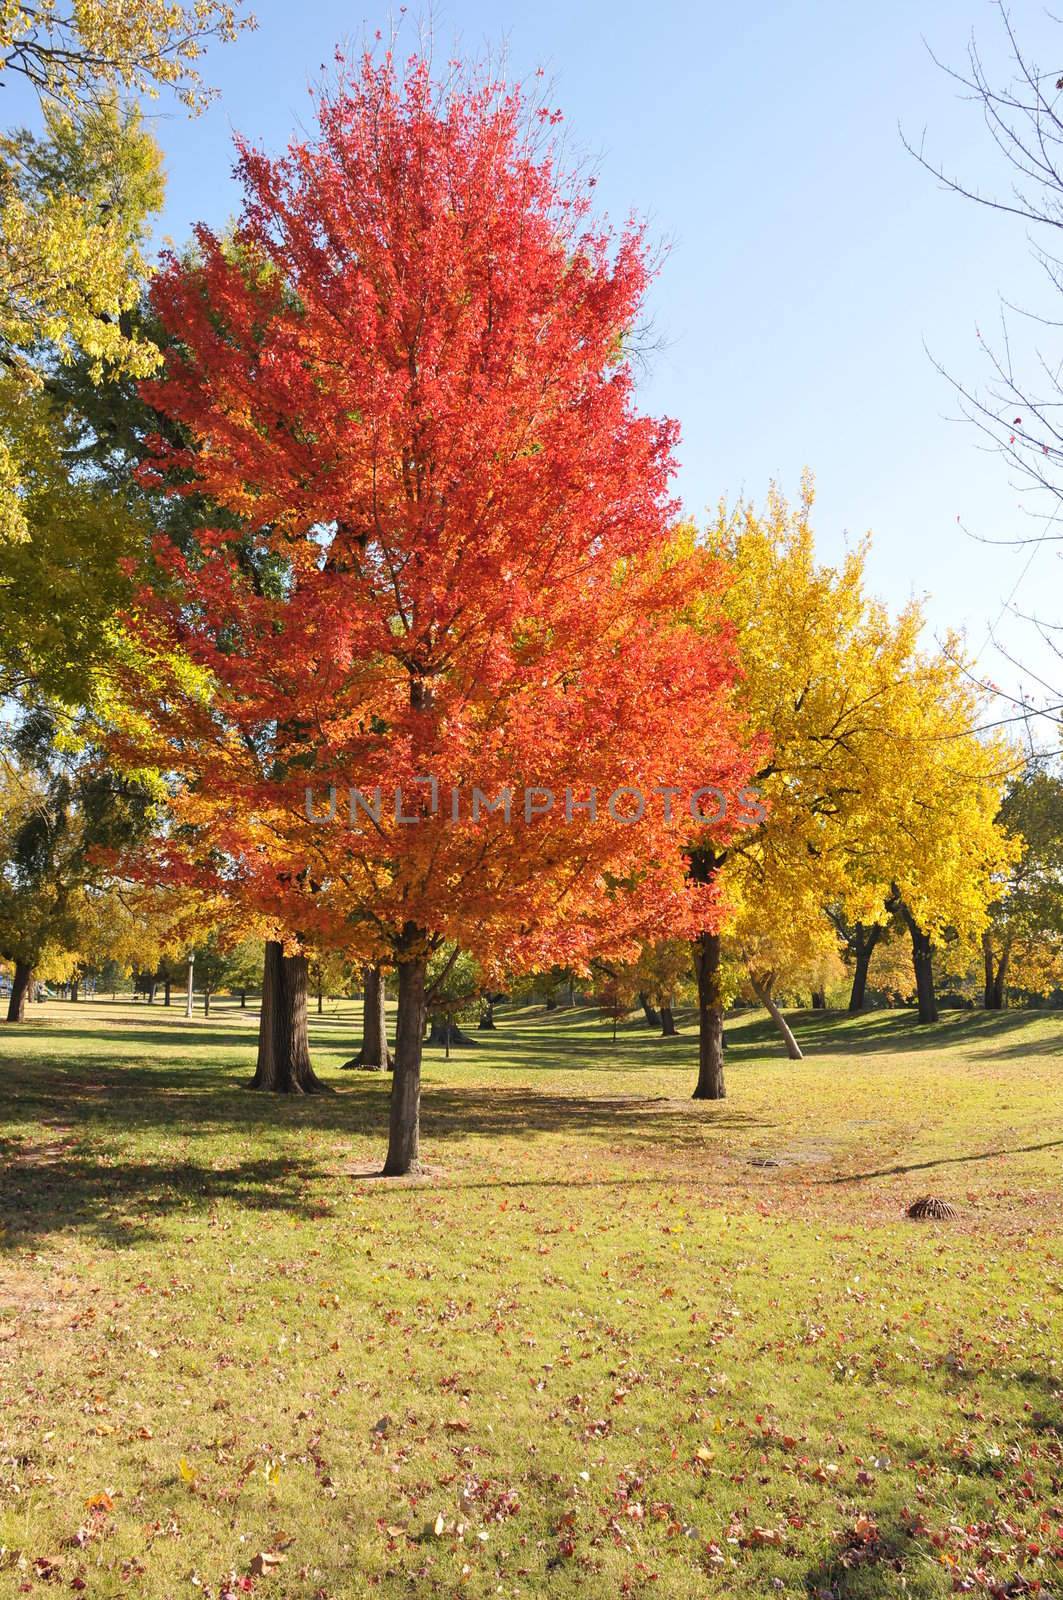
[893, 894, 939, 1024]
[847, 922, 883, 1012]
[249, 941, 330, 1092]
[383, 954, 427, 1175]
[751, 973, 804, 1060]
[342, 965, 392, 1069]
[691, 931, 726, 1099]
[638, 991, 660, 1028]
[5, 961, 32, 1023]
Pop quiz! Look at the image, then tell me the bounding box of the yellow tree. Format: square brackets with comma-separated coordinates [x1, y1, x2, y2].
[0, 0, 251, 688]
[690, 479, 1016, 1082]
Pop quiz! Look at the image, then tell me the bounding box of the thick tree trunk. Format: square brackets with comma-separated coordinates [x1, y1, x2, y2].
[810, 987, 825, 1009]
[545, 993, 557, 1011]
[637, 991, 661, 1028]
[751, 973, 804, 1060]
[427, 1016, 473, 1049]
[478, 998, 496, 1030]
[70, 978, 79, 1002]
[660, 1003, 678, 1036]
[5, 961, 33, 1023]
[691, 931, 726, 1099]
[164, 979, 172, 1007]
[249, 941, 330, 1093]
[847, 923, 882, 1012]
[383, 955, 427, 1176]
[894, 897, 938, 1024]
[342, 965, 392, 1070]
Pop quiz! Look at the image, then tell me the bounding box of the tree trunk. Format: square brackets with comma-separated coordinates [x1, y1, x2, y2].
[427, 1015, 473, 1048]
[750, 973, 804, 1060]
[249, 941, 330, 1093]
[239, 989, 247, 1008]
[545, 993, 557, 1011]
[894, 897, 938, 1024]
[983, 931, 1009, 1009]
[383, 955, 427, 1176]
[637, 990, 660, 1028]
[342, 965, 392, 1069]
[317, 978, 323, 1015]
[810, 987, 825, 1009]
[992, 945, 1009, 1009]
[71, 978, 79, 1002]
[203, 989, 211, 1017]
[691, 931, 726, 1099]
[164, 979, 172, 1006]
[5, 961, 33, 1023]
[660, 1003, 678, 1036]
[848, 923, 882, 1012]
[478, 998, 496, 1030]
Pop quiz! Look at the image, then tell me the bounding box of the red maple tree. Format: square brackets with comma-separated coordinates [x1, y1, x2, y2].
[130, 50, 753, 1172]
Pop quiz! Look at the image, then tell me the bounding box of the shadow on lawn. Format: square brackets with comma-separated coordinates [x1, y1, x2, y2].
[826, 1136, 1063, 1185]
[0, 1140, 327, 1246]
[0, 1059, 770, 1245]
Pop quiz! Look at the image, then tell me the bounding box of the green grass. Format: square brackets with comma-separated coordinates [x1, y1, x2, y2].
[0, 997, 1060, 1599]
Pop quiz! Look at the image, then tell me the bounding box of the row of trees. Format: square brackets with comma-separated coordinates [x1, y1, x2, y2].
[1, 15, 1060, 1174]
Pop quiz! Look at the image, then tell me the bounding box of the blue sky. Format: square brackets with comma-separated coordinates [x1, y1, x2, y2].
[82, 2, 1063, 728]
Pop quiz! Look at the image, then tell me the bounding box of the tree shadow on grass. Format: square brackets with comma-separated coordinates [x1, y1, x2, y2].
[824, 1137, 1063, 1185]
[0, 1143, 328, 1247]
[0, 1054, 772, 1246]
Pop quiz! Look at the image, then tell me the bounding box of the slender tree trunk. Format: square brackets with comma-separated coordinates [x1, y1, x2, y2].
[164, 979, 172, 1007]
[342, 965, 392, 1069]
[637, 990, 660, 1028]
[317, 978, 323, 1015]
[750, 973, 804, 1060]
[71, 978, 79, 1003]
[810, 987, 825, 1009]
[249, 941, 330, 1093]
[383, 955, 427, 1176]
[983, 931, 1010, 1010]
[691, 931, 725, 1099]
[992, 946, 1010, 1009]
[204, 989, 211, 1018]
[239, 989, 247, 1009]
[5, 961, 33, 1023]
[847, 922, 882, 1012]
[660, 1003, 678, 1036]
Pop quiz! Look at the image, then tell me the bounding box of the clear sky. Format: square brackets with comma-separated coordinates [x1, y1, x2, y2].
[76, 1, 1063, 732]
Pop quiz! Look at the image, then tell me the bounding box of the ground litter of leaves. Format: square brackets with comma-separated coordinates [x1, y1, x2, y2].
[0, 999, 1059, 1600]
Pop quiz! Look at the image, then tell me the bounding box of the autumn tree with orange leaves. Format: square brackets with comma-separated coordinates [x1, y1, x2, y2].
[125, 52, 754, 1174]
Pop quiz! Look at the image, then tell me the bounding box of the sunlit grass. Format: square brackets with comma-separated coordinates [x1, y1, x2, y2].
[0, 997, 1059, 1597]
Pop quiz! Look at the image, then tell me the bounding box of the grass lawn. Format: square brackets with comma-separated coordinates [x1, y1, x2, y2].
[0, 998, 1060, 1599]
